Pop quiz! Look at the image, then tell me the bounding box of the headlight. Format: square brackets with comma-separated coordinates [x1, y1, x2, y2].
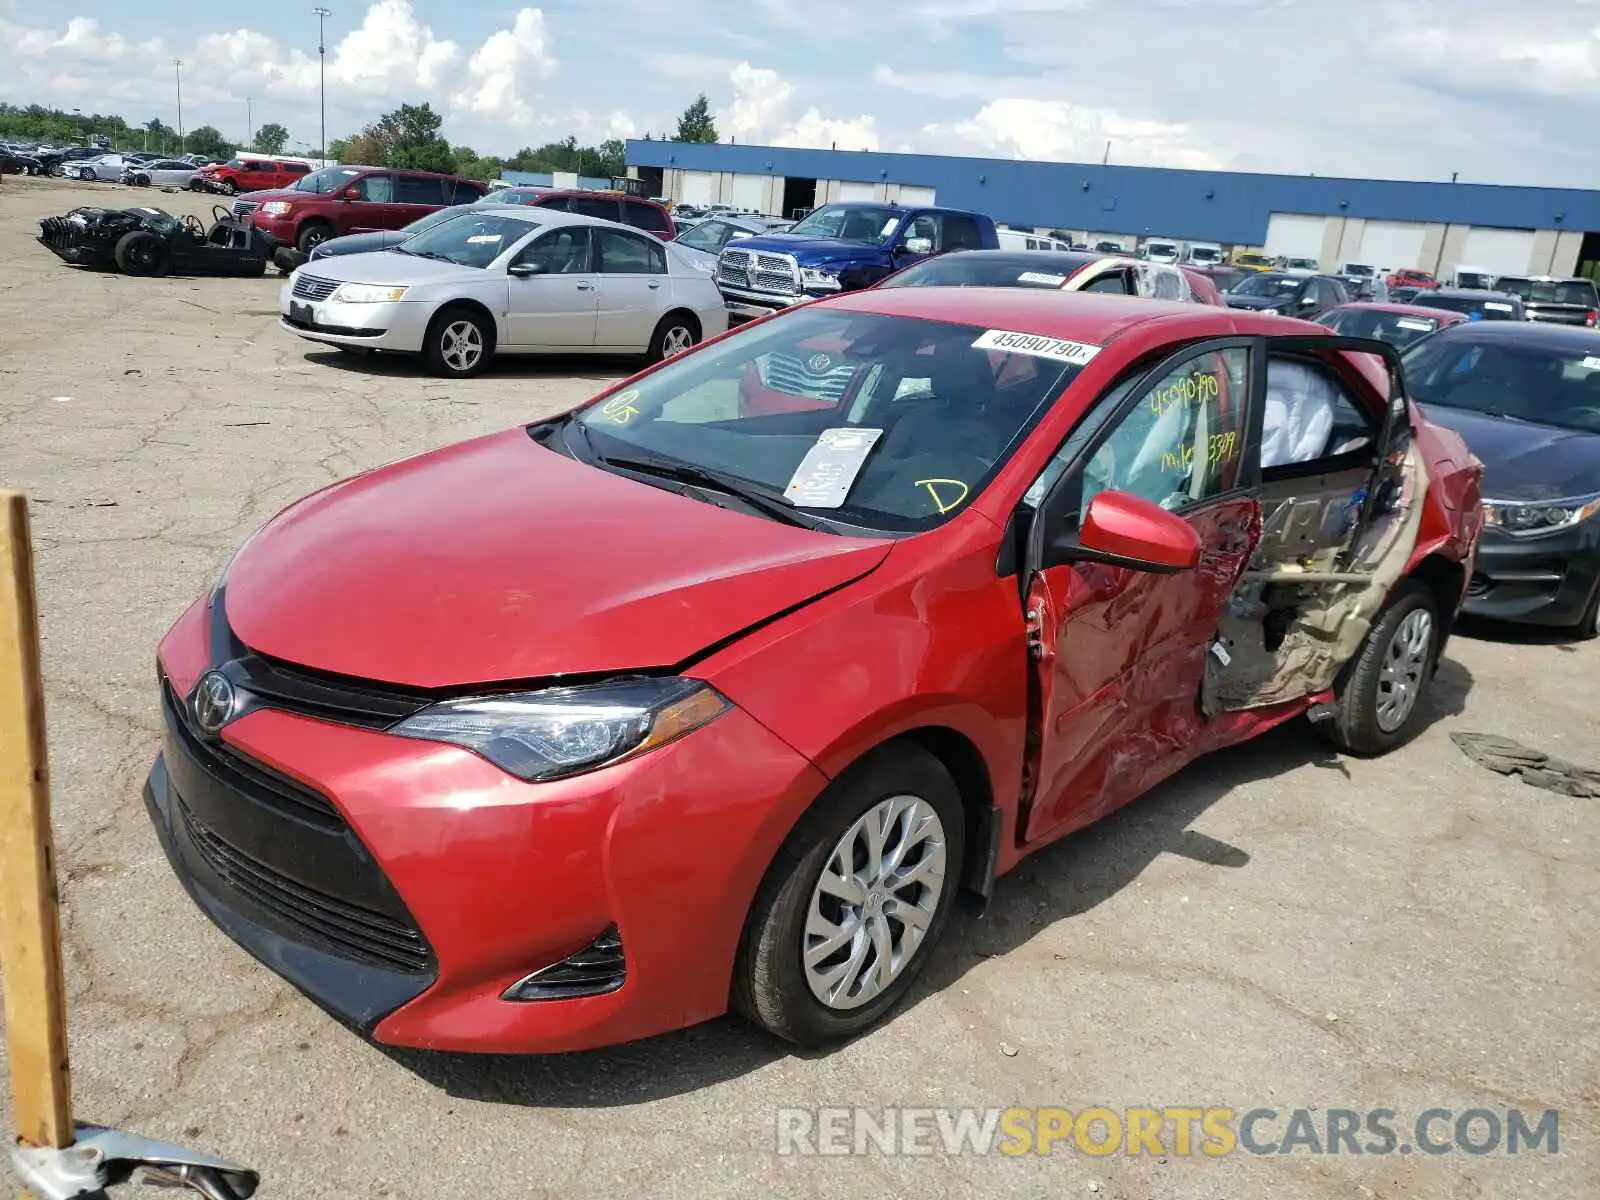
[332, 283, 409, 303]
[1483, 494, 1600, 536]
[259, 201, 294, 216]
[391, 678, 730, 782]
[799, 267, 842, 292]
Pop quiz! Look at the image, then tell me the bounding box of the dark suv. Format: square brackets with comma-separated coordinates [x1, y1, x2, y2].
[490, 188, 676, 241]
[237, 165, 489, 254]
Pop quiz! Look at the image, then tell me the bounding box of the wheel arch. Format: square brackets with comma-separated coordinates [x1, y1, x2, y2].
[1405, 551, 1467, 659]
[430, 296, 500, 344]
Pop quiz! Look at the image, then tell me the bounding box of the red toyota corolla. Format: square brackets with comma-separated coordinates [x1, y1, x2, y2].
[146, 288, 1483, 1054]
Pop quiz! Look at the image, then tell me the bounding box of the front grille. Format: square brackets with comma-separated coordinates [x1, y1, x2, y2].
[292, 274, 340, 302]
[717, 248, 798, 296]
[38, 215, 85, 249]
[161, 679, 344, 827]
[757, 351, 856, 401]
[232, 198, 260, 218]
[177, 799, 430, 973]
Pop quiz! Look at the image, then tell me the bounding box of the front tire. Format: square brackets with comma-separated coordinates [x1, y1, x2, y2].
[647, 312, 699, 362]
[295, 222, 333, 255]
[219, 180, 237, 195]
[732, 743, 965, 1047]
[114, 230, 170, 277]
[422, 306, 494, 378]
[1320, 580, 1441, 755]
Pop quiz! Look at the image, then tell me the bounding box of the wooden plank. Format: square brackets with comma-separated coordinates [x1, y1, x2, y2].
[0, 489, 73, 1150]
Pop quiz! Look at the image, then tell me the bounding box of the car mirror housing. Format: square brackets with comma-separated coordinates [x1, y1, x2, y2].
[902, 236, 934, 255]
[1044, 491, 1201, 574]
[507, 262, 541, 277]
[343, 187, 362, 200]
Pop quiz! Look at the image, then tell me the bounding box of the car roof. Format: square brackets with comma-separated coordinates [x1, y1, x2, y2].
[926, 249, 1109, 273]
[1330, 302, 1466, 322]
[1428, 320, 1600, 349]
[826, 285, 1289, 344]
[1495, 274, 1589, 283]
[1429, 287, 1518, 300]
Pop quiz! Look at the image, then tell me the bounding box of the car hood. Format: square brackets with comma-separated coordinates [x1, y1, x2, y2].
[313, 230, 405, 259]
[1225, 294, 1290, 311]
[224, 429, 893, 688]
[728, 233, 886, 266]
[292, 251, 484, 285]
[1417, 405, 1600, 500]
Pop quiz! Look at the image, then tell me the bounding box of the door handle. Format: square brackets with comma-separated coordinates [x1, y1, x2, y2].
[576, 282, 594, 291]
[647, 281, 662, 289]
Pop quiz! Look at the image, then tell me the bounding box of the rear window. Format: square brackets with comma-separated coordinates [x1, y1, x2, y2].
[571, 195, 621, 221]
[1496, 278, 1599, 307]
[623, 199, 671, 234]
[281, 162, 310, 174]
[396, 175, 445, 204]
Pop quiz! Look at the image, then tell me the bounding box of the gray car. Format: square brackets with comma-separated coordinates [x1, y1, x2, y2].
[67, 154, 134, 182]
[669, 215, 769, 271]
[124, 159, 201, 189]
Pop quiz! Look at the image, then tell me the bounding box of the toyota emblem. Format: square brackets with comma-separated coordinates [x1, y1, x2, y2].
[192, 670, 236, 733]
[806, 353, 833, 374]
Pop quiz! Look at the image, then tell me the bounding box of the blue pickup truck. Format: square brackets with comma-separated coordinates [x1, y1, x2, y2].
[714, 200, 1000, 319]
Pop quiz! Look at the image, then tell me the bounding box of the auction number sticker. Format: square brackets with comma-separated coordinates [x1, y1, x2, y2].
[1584, 357, 1600, 371]
[1016, 272, 1068, 286]
[972, 329, 1101, 365]
[1395, 318, 1436, 331]
[1484, 301, 1514, 312]
[783, 427, 883, 508]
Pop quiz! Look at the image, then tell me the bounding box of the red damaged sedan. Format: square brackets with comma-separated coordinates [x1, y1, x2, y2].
[146, 288, 1482, 1053]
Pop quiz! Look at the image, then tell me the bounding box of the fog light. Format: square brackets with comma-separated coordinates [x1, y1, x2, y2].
[502, 926, 626, 1001]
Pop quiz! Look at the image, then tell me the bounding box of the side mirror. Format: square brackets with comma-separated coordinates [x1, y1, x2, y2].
[1043, 491, 1201, 573]
[901, 236, 934, 255]
[343, 187, 362, 200]
[506, 262, 541, 277]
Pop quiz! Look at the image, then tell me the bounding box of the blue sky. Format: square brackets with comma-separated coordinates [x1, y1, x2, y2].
[5, 0, 1600, 187]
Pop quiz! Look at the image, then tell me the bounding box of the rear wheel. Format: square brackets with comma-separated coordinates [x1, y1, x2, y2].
[114, 231, 170, 277]
[1320, 580, 1440, 755]
[647, 312, 699, 362]
[732, 743, 965, 1047]
[422, 306, 494, 378]
[77, 167, 94, 181]
[219, 180, 237, 196]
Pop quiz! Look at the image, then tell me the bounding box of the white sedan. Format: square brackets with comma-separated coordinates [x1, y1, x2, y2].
[279, 208, 730, 378]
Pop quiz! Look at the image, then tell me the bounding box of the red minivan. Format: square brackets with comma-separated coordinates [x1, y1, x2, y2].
[239, 165, 489, 254]
[196, 156, 312, 195]
[494, 188, 676, 242]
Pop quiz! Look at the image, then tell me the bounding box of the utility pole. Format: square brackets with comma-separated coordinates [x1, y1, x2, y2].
[313, 7, 331, 165]
[173, 59, 184, 152]
[1102, 140, 1111, 165]
[247, 96, 253, 150]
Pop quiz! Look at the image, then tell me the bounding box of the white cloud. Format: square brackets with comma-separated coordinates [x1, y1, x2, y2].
[715, 61, 878, 149]
[454, 9, 556, 118]
[919, 98, 1219, 170]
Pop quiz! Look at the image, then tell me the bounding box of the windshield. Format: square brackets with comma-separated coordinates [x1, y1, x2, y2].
[291, 167, 362, 194]
[1403, 336, 1600, 433]
[881, 255, 1082, 289]
[1418, 294, 1519, 320]
[1146, 243, 1176, 255]
[1286, 258, 1318, 270]
[1321, 307, 1441, 349]
[401, 206, 470, 236]
[1495, 278, 1599, 307]
[396, 213, 536, 268]
[1456, 272, 1494, 289]
[1342, 264, 1375, 277]
[1238, 254, 1273, 266]
[787, 205, 902, 245]
[1233, 273, 1300, 297]
[677, 219, 741, 253]
[568, 308, 1088, 532]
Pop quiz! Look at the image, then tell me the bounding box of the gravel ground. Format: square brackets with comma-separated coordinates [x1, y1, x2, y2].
[0, 174, 1595, 1199]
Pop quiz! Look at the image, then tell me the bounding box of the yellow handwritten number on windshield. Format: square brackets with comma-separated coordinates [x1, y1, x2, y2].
[915, 478, 970, 515]
[601, 389, 641, 425]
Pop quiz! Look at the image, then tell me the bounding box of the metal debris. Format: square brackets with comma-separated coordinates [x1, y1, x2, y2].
[1451, 732, 1600, 798]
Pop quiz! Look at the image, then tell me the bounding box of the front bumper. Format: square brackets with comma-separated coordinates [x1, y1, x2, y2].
[1461, 521, 1600, 626]
[147, 597, 827, 1053]
[250, 212, 296, 242]
[278, 280, 434, 351]
[718, 283, 805, 321]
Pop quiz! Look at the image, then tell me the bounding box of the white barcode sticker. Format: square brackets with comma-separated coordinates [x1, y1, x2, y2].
[1396, 318, 1435, 331]
[1485, 301, 1514, 312]
[1017, 272, 1068, 286]
[972, 329, 1101, 364]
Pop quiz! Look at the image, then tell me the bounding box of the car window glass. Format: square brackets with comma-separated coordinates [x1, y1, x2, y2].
[395, 175, 444, 204]
[902, 215, 938, 246]
[1081, 271, 1131, 295]
[594, 228, 666, 274]
[354, 174, 394, 202]
[1081, 346, 1250, 516]
[1261, 358, 1375, 471]
[534, 195, 571, 211]
[513, 227, 590, 274]
[677, 220, 734, 253]
[572, 195, 620, 221]
[624, 200, 670, 234]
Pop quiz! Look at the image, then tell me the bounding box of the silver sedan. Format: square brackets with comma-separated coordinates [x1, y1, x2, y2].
[66, 154, 134, 182]
[124, 159, 201, 189]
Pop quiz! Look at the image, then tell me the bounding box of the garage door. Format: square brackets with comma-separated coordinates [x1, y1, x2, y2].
[1458, 227, 1536, 277]
[677, 171, 715, 206]
[1264, 213, 1326, 261]
[728, 173, 769, 213]
[1357, 221, 1427, 272]
[897, 185, 937, 205]
[838, 181, 878, 202]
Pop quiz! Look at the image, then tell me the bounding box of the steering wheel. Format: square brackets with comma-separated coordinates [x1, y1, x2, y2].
[183, 214, 207, 239]
[213, 205, 233, 225]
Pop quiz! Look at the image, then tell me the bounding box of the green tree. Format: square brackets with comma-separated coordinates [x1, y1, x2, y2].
[252, 122, 290, 154]
[186, 125, 232, 159]
[675, 94, 717, 143]
[597, 138, 626, 177]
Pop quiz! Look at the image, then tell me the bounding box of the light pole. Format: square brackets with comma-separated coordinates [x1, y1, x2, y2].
[246, 96, 253, 150]
[173, 59, 185, 153]
[312, 7, 331, 165]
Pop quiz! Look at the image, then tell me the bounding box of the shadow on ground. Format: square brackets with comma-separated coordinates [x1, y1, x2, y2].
[385, 659, 1474, 1107]
[302, 347, 638, 380]
[1453, 613, 1592, 652]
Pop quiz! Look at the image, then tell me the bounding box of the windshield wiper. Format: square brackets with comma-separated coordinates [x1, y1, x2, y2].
[406, 250, 455, 263]
[599, 449, 831, 531]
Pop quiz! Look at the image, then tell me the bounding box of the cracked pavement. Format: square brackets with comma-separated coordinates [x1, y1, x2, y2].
[1, 176, 1596, 1198]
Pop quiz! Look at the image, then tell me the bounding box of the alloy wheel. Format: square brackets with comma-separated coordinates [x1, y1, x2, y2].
[662, 325, 695, 357]
[440, 320, 484, 373]
[802, 794, 947, 1011]
[1375, 607, 1432, 733]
